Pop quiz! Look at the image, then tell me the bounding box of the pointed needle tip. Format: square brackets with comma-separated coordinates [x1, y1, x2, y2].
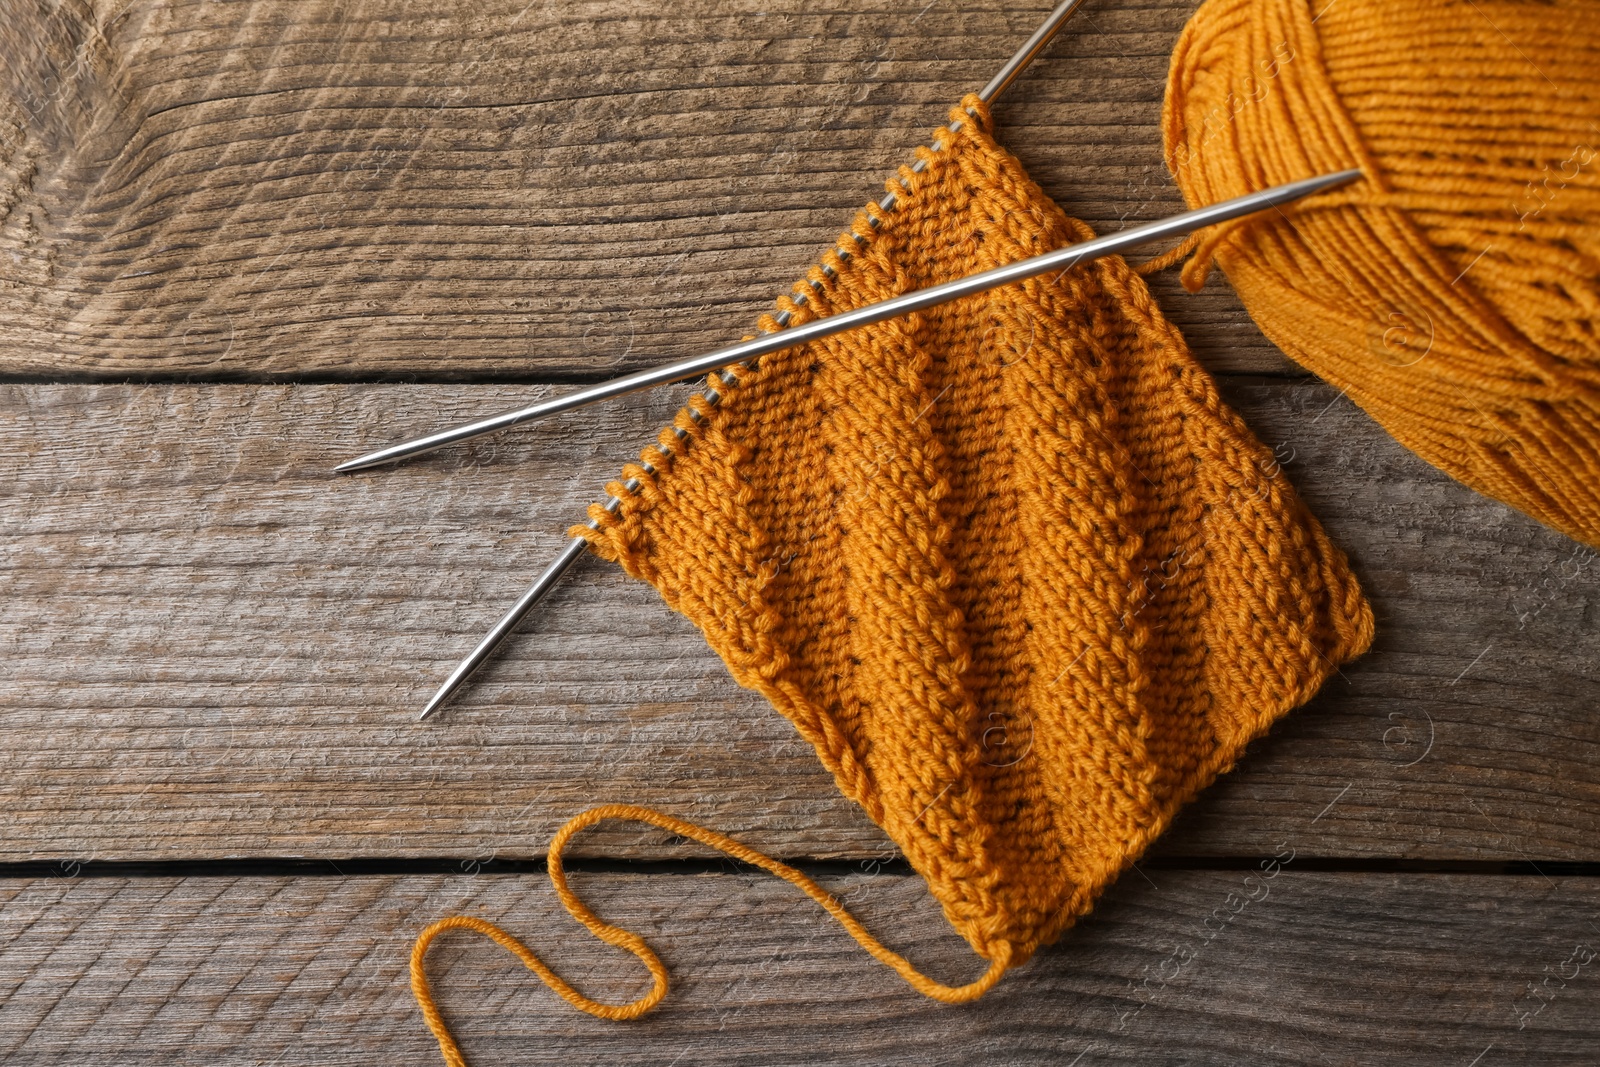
[418, 700, 445, 722]
[419, 683, 456, 721]
[333, 454, 384, 474]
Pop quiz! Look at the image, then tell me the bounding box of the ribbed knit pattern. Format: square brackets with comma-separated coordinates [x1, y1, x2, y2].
[576, 96, 1374, 966]
[1164, 0, 1600, 547]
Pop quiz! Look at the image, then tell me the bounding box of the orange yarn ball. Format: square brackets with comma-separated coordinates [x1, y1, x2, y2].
[1164, 0, 1600, 546]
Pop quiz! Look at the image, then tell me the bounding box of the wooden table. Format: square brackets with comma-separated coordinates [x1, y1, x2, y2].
[2, 1, 1597, 1063]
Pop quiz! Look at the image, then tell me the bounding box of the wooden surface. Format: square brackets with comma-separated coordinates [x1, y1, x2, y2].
[4, 379, 1599, 865]
[4, 870, 1600, 1066]
[2, 0, 1597, 1063]
[0, 0, 1296, 380]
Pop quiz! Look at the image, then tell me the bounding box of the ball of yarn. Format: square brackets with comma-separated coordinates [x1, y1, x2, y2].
[1163, 0, 1600, 547]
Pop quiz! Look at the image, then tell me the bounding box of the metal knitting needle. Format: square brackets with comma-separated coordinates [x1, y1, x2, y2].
[416, 167, 1364, 718]
[338, 0, 1093, 476]
[410, 1, 1093, 719]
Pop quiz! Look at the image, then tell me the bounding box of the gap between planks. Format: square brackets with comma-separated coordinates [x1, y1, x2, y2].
[1, 380, 1597, 865]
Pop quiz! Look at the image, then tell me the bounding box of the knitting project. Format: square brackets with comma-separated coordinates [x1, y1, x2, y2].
[410, 94, 1378, 1067]
[575, 95, 1375, 968]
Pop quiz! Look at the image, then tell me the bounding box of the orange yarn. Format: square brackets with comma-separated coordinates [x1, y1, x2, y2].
[1164, 0, 1600, 546]
[411, 805, 1007, 1067]
[582, 96, 1369, 972]
[411, 96, 1374, 1056]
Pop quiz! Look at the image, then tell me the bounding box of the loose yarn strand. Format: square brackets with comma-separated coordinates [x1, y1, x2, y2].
[410, 804, 1010, 1067]
[1135, 232, 1203, 276]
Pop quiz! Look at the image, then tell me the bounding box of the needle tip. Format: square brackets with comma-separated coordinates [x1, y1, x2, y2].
[1301, 167, 1363, 196]
[333, 453, 383, 474]
[419, 689, 451, 721]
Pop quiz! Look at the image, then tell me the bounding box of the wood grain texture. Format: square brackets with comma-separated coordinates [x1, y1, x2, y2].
[5, 1, 1596, 1061]
[0, 0, 1298, 380]
[3, 379, 1596, 863]
[2, 868, 1598, 1065]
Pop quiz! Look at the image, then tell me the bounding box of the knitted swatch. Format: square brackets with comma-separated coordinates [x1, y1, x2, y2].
[575, 96, 1375, 967]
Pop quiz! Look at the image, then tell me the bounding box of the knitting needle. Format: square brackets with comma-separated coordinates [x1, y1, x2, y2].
[978, 0, 1091, 102]
[337, 0, 1093, 476]
[353, 165, 1356, 478]
[409, 3, 1092, 721]
[415, 166, 1364, 718]
[410, 1, 1094, 718]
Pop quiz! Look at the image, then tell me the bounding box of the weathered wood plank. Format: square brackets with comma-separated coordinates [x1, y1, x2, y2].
[2, 380, 1596, 863]
[1, 869, 1597, 1064]
[0, 0, 1296, 379]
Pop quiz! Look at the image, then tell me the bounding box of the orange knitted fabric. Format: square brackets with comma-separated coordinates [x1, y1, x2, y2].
[1164, 0, 1600, 547]
[571, 96, 1375, 967]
